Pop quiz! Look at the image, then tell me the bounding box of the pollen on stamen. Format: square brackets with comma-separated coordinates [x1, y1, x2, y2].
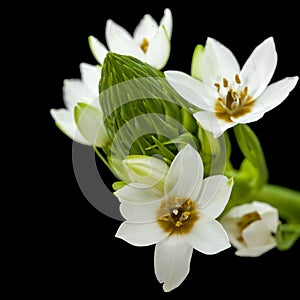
[181, 211, 190, 221]
[140, 38, 149, 53]
[235, 74, 242, 84]
[175, 221, 182, 227]
[223, 78, 229, 88]
[157, 198, 199, 234]
[214, 83, 221, 92]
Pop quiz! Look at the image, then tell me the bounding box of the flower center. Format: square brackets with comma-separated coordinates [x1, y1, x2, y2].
[214, 74, 256, 122]
[140, 38, 149, 53]
[157, 198, 199, 235]
[236, 211, 261, 242]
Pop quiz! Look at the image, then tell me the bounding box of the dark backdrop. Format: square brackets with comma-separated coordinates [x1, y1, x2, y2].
[39, 1, 299, 298]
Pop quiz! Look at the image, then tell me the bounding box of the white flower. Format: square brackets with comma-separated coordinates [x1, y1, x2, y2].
[115, 144, 233, 292]
[50, 63, 109, 147]
[220, 201, 279, 257]
[165, 37, 299, 138]
[89, 8, 172, 70]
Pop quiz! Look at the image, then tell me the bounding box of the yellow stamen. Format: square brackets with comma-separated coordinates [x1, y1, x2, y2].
[175, 221, 183, 227]
[183, 211, 190, 218]
[235, 74, 241, 84]
[157, 199, 199, 234]
[223, 78, 229, 88]
[214, 83, 221, 92]
[187, 200, 193, 207]
[140, 38, 149, 53]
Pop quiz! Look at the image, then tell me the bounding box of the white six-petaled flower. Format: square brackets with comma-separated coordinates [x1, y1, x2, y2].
[115, 144, 233, 292]
[220, 201, 279, 257]
[89, 8, 172, 70]
[165, 37, 299, 138]
[50, 63, 109, 147]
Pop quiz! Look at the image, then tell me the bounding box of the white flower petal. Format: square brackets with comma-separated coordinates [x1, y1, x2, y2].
[120, 200, 162, 222]
[230, 110, 265, 124]
[221, 203, 256, 219]
[154, 235, 193, 292]
[184, 215, 230, 254]
[200, 37, 240, 85]
[199, 176, 233, 218]
[252, 76, 299, 114]
[193, 111, 236, 138]
[252, 201, 279, 232]
[63, 79, 95, 109]
[219, 215, 243, 250]
[164, 144, 203, 201]
[165, 71, 216, 110]
[240, 37, 277, 99]
[88, 36, 109, 65]
[133, 13, 158, 44]
[116, 221, 168, 246]
[146, 25, 170, 69]
[50, 108, 90, 145]
[106, 19, 132, 40]
[115, 183, 164, 204]
[105, 19, 144, 60]
[74, 103, 109, 147]
[235, 243, 276, 257]
[242, 220, 275, 247]
[160, 8, 172, 39]
[79, 63, 102, 96]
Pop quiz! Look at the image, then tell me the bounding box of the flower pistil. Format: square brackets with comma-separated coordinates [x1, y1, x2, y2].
[215, 74, 255, 122]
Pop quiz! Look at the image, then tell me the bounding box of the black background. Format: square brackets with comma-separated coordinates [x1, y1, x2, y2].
[32, 0, 300, 298]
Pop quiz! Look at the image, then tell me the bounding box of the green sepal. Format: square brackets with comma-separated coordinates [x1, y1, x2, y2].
[233, 124, 268, 189]
[112, 181, 127, 191]
[276, 223, 300, 251]
[151, 136, 175, 163]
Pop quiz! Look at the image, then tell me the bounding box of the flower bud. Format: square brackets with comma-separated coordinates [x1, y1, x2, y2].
[123, 154, 169, 189]
[220, 201, 279, 257]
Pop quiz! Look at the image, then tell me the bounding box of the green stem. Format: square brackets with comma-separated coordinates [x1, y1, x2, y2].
[252, 184, 300, 223]
[93, 145, 115, 175]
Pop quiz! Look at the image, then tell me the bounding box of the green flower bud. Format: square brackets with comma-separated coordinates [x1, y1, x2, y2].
[99, 53, 199, 164]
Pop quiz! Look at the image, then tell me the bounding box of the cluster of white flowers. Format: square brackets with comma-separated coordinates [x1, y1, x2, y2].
[51, 8, 298, 293]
